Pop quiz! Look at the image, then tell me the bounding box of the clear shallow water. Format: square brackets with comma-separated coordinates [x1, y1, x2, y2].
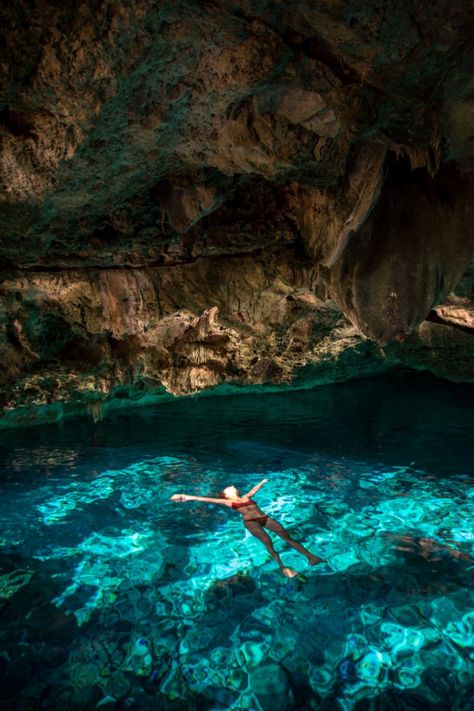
[0, 372, 473, 710]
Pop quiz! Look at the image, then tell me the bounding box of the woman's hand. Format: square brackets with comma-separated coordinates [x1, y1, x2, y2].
[244, 478, 269, 498]
[170, 494, 189, 502]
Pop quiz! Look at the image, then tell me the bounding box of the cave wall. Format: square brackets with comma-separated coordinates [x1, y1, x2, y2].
[0, 250, 388, 420]
[1, 0, 474, 424]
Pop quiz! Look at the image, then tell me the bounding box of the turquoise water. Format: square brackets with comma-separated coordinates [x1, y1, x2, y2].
[0, 372, 473, 710]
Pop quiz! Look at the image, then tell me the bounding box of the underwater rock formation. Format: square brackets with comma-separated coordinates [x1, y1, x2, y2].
[1, 0, 474, 422]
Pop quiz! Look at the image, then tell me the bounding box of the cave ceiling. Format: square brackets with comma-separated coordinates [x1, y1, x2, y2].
[1, 1, 473, 260]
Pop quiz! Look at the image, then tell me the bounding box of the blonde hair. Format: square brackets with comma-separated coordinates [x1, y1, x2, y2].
[219, 486, 240, 499]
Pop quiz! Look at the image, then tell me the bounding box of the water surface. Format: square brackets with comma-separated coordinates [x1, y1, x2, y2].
[0, 373, 473, 710]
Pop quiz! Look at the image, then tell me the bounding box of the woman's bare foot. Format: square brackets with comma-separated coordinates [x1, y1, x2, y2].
[307, 554, 324, 566]
[282, 567, 298, 578]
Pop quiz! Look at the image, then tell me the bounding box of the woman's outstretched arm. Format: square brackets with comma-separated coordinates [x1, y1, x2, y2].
[170, 494, 232, 506]
[243, 478, 268, 498]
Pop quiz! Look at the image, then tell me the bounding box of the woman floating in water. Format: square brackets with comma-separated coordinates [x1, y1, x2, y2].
[171, 478, 323, 577]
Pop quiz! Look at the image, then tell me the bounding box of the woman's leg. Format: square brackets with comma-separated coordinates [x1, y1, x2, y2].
[244, 521, 297, 577]
[264, 517, 323, 565]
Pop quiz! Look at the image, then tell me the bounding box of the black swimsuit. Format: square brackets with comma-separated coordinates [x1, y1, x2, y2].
[231, 499, 268, 526]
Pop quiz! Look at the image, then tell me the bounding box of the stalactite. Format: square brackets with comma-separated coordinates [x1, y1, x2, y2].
[87, 400, 105, 423]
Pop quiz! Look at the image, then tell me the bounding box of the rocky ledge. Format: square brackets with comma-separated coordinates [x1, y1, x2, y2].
[1, 0, 474, 425]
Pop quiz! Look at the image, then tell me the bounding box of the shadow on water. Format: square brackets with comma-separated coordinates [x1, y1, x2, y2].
[1, 371, 474, 480]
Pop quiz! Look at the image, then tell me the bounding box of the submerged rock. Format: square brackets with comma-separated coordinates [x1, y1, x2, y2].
[249, 661, 292, 711]
[206, 572, 258, 601]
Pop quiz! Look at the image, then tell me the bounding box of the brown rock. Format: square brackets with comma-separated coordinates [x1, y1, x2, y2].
[1, 1, 474, 420]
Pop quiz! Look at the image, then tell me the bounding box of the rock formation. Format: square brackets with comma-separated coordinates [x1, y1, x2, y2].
[1, 0, 473, 424]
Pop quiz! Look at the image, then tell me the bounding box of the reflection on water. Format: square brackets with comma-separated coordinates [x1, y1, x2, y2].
[0, 372, 473, 709]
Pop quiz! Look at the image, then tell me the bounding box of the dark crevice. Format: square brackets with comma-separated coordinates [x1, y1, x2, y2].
[298, 36, 363, 85]
[0, 245, 299, 274]
[0, 257, 166, 273]
[89, 224, 119, 245]
[0, 108, 36, 139]
[383, 151, 458, 207]
[425, 310, 474, 335]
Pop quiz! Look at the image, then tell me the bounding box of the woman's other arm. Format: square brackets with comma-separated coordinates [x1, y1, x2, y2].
[170, 494, 232, 506]
[243, 478, 268, 499]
